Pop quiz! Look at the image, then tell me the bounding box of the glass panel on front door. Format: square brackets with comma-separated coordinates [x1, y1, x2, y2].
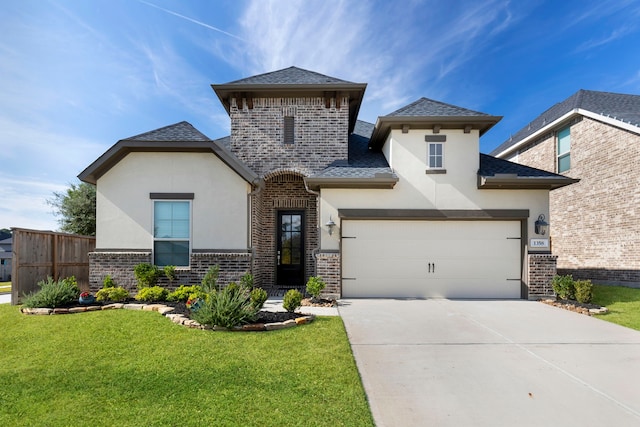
[277, 211, 305, 287]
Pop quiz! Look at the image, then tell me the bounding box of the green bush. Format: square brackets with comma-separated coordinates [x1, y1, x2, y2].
[225, 282, 240, 295]
[240, 272, 254, 292]
[96, 286, 129, 302]
[283, 289, 303, 312]
[250, 287, 268, 309]
[134, 263, 161, 289]
[163, 265, 177, 284]
[201, 265, 220, 293]
[190, 286, 259, 328]
[135, 286, 168, 302]
[167, 285, 205, 303]
[306, 276, 326, 300]
[552, 275, 575, 300]
[103, 275, 116, 288]
[574, 280, 594, 303]
[23, 276, 80, 308]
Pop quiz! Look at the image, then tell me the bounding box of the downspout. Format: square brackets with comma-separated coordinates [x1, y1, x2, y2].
[303, 178, 322, 265]
[248, 179, 264, 277]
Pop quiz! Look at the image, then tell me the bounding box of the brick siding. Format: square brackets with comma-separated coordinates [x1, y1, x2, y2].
[515, 116, 640, 284]
[527, 253, 557, 298]
[316, 251, 340, 299]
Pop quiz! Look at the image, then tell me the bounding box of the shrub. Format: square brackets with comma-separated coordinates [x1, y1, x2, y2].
[283, 289, 303, 312]
[96, 286, 129, 302]
[201, 265, 220, 293]
[306, 276, 326, 300]
[552, 275, 575, 300]
[23, 276, 80, 308]
[167, 285, 205, 302]
[190, 286, 259, 328]
[574, 280, 594, 303]
[240, 272, 254, 292]
[225, 282, 240, 295]
[135, 286, 168, 302]
[103, 274, 116, 288]
[134, 263, 161, 288]
[250, 287, 268, 309]
[163, 265, 177, 284]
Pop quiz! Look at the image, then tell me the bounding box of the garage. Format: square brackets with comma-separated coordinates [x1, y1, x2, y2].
[341, 220, 522, 299]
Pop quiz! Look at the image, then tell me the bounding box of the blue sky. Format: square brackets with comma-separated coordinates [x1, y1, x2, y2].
[2, 0, 640, 231]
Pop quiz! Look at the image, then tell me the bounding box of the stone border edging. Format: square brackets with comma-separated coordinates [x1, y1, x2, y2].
[20, 303, 315, 332]
[540, 299, 608, 315]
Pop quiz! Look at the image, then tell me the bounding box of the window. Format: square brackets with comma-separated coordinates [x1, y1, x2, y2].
[283, 116, 295, 144]
[557, 127, 571, 173]
[428, 142, 444, 169]
[153, 201, 190, 266]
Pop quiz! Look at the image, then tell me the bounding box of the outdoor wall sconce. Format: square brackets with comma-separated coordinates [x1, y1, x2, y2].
[535, 214, 549, 235]
[325, 216, 336, 236]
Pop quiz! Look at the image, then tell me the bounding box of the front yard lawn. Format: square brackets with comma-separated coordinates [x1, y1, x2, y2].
[0, 305, 373, 427]
[592, 284, 640, 331]
[0, 282, 10, 293]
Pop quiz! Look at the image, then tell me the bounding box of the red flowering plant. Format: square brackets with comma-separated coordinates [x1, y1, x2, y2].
[80, 292, 91, 298]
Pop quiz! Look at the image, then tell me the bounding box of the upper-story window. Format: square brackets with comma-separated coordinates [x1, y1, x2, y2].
[426, 142, 446, 174]
[283, 116, 295, 144]
[557, 127, 571, 173]
[153, 200, 190, 267]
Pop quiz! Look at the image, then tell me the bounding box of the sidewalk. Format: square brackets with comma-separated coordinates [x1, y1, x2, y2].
[0, 293, 11, 304]
[263, 298, 340, 316]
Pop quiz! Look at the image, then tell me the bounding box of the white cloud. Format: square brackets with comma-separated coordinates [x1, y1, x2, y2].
[0, 173, 65, 230]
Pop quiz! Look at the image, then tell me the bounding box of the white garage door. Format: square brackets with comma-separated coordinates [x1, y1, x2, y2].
[341, 220, 522, 299]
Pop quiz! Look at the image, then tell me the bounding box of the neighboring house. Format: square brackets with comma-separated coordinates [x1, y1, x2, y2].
[0, 237, 11, 282]
[79, 67, 575, 299]
[491, 90, 640, 284]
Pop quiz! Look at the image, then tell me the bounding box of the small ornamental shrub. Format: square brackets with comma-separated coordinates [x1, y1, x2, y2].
[190, 286, 259, 328]
[135, 285, 168, 302]
[103, 274, 116, 288]
[163, 265, 177, 284]
[306, 276, 326, 301]
[167, 285, 205, 303]
[23, 276, 80, 308]
[240, 272, 254, 292]
[574, 280, 594, 303]
[225, 282, 240, 296]
[283, 289, 303, 313]
[201, 265, 220, 293]
[134, 263, 161, 289]
[250, 287, 268, 309]
[96, 286, 129, 302]
[552, 275, 575, 300]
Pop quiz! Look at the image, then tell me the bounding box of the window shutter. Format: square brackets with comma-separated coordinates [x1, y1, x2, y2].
[284, 116, 295, 144]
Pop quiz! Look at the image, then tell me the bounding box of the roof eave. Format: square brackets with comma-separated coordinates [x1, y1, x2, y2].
[369, 115, 502, 149]
[304, 176, 399, 191]
[477, 175, 580, 190]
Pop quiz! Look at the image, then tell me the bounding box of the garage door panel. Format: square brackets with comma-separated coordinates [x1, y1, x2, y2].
[342, 220, 522, 299]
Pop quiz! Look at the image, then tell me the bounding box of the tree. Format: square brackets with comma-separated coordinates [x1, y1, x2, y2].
[48, 182, 96, 236]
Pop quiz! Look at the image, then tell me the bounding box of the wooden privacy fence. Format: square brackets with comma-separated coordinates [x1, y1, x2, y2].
[11, 228, 96, 305]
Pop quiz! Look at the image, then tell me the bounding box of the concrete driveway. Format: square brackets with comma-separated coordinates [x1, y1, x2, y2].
[338, 299, 640, 427]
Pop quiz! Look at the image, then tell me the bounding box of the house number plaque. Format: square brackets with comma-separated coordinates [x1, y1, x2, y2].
[530, 238, 549, 249]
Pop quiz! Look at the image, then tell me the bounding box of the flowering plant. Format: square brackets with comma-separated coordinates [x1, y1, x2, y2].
[80, 291, 92, 298]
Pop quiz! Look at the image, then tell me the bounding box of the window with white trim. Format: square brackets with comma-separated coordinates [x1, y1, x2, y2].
[153, 201, 190, 266]
[428, 142, 444, 169]
[557, 127, 571, 173]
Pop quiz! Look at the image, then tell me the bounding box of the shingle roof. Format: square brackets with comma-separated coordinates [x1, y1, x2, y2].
[388, 97, 492, 117]
[478, 154, 578, 189]
[225, 66, 354, 85]
[491, 90, 640, 156]
[124, 121, 210, 142]
[479, 154, 568, 178]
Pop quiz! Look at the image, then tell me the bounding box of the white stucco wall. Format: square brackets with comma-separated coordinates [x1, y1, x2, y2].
[96, 152, 250, 250]
[319, 128, 550, 250]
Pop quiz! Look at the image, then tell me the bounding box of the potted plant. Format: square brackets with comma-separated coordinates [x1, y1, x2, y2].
[79, 291, 95, 305]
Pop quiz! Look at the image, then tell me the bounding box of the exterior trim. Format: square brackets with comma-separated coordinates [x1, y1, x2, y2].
[304, 176, 398, 190]
[425, 169, 447, 175]
[150, 193, 194, 200]
[192, 249, 252, 254]
[94, 248, 152, 252]
[425, 135, 447, 142]
[477, 175, 579, 190]
[338, 209, 529, 220]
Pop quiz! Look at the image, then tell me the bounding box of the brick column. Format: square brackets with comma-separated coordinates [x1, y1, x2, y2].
[316, 251, 341, 299]
[527, 253, 557, 299]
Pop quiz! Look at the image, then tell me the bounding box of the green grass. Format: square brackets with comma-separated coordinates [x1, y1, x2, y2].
[0, 305, 373, 427]
[592, 284, 640, 331]
[0, 282, 10, 293]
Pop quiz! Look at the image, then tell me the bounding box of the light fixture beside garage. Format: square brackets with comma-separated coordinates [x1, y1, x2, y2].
[325, 216, 337, 235]
[535, 214, 549, 235]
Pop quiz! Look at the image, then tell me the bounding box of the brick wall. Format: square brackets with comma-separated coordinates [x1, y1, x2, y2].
[514, 116, 640, 284]
[527, 253, 557, 298]
[89, 251, 251, 293]
[229, 97, 349, 177]
[316, 251, 340, 299]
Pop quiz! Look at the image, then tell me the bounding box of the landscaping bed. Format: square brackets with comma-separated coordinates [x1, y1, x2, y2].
[540, 298, 608, 316]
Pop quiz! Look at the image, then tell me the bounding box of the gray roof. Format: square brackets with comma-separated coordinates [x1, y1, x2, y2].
[478, 154, 578, 189]
[388, 97, 491, 117]
[224, 66, 354, 85]
[124, 121, 210, 142]
[491, 90, 640, 156]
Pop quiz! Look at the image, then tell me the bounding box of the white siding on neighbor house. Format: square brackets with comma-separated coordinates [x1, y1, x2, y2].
[319, 128, 550, 251]
[96, 152, 250, 250]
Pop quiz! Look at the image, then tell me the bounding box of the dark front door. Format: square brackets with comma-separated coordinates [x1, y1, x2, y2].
[277, 211, 305, 287]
